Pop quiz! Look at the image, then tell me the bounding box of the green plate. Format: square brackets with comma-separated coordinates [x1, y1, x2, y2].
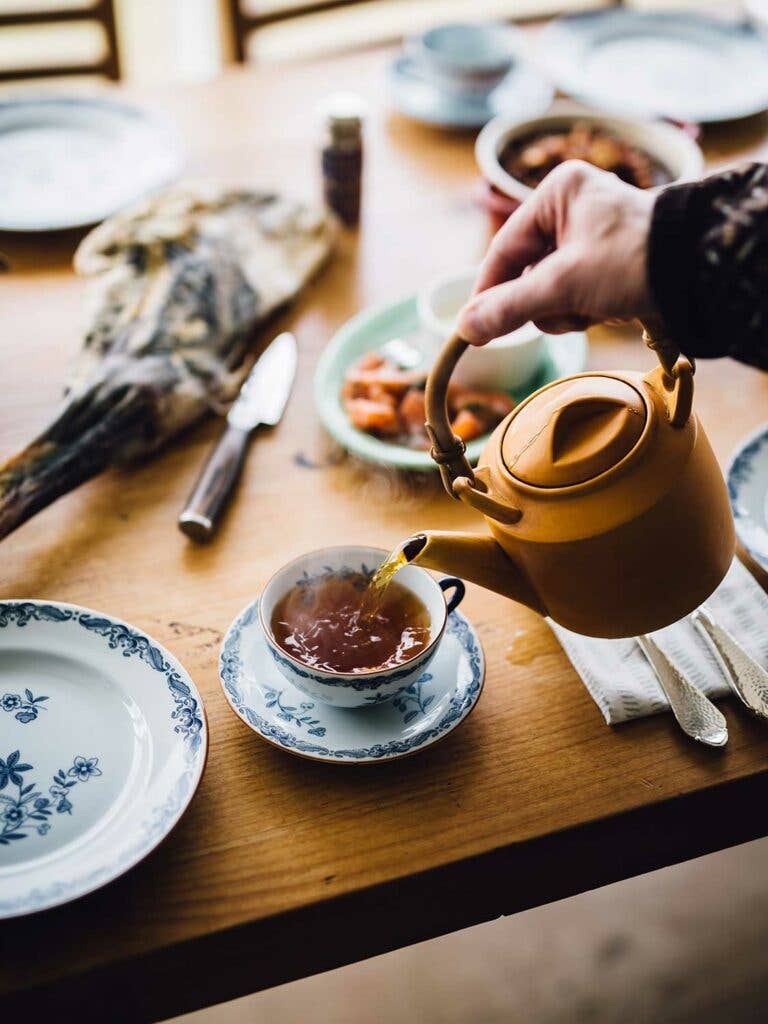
[314, 295, 589, 471]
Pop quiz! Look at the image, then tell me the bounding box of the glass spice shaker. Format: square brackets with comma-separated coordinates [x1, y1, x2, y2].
[318, 92, 365, 227]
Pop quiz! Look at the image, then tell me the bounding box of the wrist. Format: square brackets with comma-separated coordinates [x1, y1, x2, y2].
[646, 182, 698, 344]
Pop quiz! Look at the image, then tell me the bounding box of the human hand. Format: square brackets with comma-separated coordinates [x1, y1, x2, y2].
[458, 160, 657, 344]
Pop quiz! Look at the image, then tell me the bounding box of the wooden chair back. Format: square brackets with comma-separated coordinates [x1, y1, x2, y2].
[0, 0, 120, 82]
[226, 0, 379, 62]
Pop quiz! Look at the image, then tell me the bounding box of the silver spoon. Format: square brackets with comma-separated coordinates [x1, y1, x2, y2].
[691, 605, 768, 720]
[636, 634, 728, 747]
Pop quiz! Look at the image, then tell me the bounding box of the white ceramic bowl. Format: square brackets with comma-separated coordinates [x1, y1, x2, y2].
[418, 267, 544, 390]
[259, 546, 465, 709]
[475, 100, 705, 205]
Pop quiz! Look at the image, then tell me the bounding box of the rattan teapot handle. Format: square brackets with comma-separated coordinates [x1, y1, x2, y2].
[424, 333, 476, 495]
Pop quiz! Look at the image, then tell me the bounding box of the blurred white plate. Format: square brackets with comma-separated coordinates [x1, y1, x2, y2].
[537, 11, 768, 123]
[0, 96, 183, 232]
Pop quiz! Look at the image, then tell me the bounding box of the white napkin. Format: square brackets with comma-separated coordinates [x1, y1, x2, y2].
[550, 559, 768, 724]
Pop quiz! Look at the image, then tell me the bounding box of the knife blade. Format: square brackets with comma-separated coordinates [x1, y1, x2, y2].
[178, 332, 297, 541]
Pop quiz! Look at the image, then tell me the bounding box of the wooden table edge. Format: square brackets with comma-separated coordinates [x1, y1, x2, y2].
[7, 765, 768, 1022]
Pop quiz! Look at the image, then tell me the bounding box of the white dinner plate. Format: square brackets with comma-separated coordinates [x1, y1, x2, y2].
[0, 95, 183, 232]
[537, 11, 768, 123]
[0, 600, 207, 918]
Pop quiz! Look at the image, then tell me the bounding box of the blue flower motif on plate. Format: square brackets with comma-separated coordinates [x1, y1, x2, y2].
[391, 674, 435, 724]
[1, 688, 49, 724]
[0, 749, 31, 790]
[67, 755, 102, 783]
[0, 751, 103, 845]
[262, 689, 326, 736]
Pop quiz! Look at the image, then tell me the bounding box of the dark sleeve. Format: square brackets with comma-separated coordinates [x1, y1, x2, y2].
[647, 162, 768, 370]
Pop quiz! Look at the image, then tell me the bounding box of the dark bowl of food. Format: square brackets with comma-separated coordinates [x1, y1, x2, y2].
[476, 101, 704, 212]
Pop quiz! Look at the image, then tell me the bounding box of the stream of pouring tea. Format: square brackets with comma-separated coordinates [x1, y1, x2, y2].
[364, 548, 408, 609]
[363, 534, 427, 617]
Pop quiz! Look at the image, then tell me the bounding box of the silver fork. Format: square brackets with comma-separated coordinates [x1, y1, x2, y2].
[690, 605, 768, 720]
[636, 634, 728, 747]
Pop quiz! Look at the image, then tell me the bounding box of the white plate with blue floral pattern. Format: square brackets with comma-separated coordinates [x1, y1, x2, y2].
[220, 598, 485, 764]
[728, 424, 768, 570]
[0, 600, 207, 919]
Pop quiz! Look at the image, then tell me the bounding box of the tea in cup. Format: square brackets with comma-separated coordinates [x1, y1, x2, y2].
[259, 546, 464, 708]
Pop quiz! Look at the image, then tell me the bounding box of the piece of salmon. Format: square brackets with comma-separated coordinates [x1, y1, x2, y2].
[345, 398, 401, 436]
[450, 408, 487, 443]
[399, 387, 426, 433]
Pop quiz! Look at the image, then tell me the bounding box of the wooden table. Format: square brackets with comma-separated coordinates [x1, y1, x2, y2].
[3, 47, 768, 1023]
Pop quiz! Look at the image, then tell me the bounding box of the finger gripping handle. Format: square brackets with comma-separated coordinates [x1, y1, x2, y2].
[641, 318, 694, 429]
[641, 319, 680, 378]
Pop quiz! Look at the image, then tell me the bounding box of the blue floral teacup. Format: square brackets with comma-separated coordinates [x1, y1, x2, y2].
[259, 545, 465, 709]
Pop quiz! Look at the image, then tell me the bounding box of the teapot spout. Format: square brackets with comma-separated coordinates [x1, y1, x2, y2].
[401, 532, 546, 615]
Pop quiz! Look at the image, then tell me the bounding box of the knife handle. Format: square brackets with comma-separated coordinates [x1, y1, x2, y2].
[179, 425, 250, 542]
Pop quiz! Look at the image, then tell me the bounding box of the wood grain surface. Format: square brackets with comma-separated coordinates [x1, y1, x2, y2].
[2, 46, 768, 1022]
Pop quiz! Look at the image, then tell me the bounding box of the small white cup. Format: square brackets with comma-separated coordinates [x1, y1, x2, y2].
[417, 267, 544, 391]
[405, 22, 518, 95]
[259, 546, 465, 709]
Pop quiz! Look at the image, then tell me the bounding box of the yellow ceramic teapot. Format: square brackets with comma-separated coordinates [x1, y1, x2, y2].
[401, 327, 735, 638]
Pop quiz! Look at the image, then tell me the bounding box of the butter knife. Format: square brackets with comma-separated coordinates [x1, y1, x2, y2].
[691, 605, 768, 719]
[178, 332, 297, 542]
[636, 634, 728, 747]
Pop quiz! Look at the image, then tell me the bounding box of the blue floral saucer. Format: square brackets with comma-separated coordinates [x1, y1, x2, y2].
[0, 600, 207, 919]
[220, 599, 485, 764]
[728, 423, 768, 570]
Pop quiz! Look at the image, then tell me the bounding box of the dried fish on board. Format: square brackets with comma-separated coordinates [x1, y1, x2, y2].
[0, 183, 332, 541]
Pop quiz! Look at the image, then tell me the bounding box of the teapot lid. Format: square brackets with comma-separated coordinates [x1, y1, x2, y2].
[501, 375, 646, 488]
